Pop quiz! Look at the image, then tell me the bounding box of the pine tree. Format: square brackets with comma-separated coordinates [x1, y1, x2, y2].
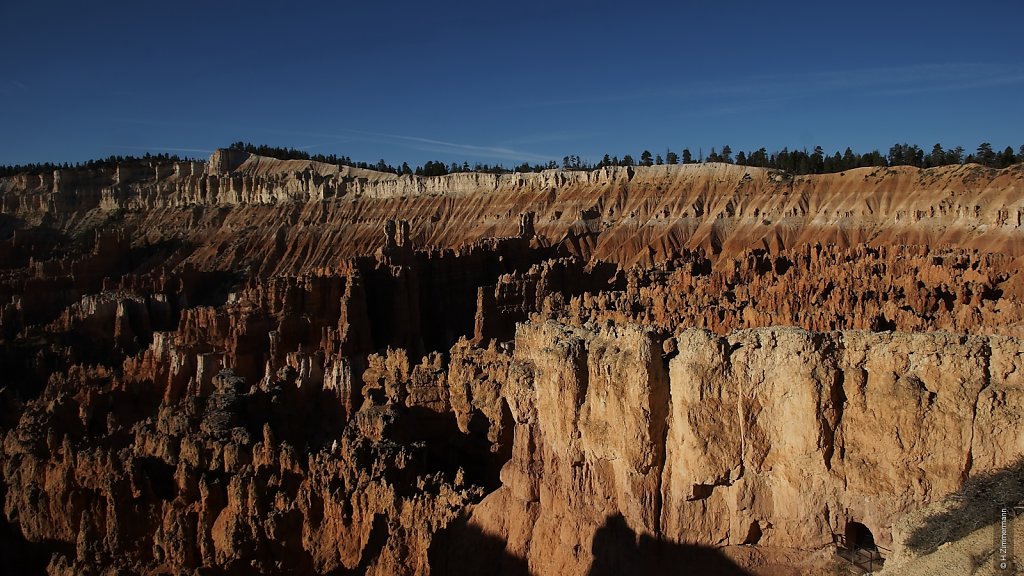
[749, 147, 768, 167]
[946, 146, 964, 165]
[811, 146, 825, 173]
[926, 144, 944, 168]
[976, 143, 996, 166]
[999, 146, 1016, 168]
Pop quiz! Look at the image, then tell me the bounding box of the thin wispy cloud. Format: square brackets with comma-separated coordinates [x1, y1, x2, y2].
[865, 72, 1024, 97]
[0, 79, 29, 95]
[293, 143, 327, 151]
[497, 90, 650, 110]
[358, 130, 552, 163]
[107, 145, 216, 155]
[677, 95, 802, 120]
[752, 63, 1024, 98]
[263, 127, 552, 163]
[103, 117, 219, 130]
[499, 130, 604, 146]
[505, 62, 1024, 111]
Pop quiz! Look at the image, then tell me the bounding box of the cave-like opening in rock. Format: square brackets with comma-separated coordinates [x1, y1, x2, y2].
[845, 521, 876, 551]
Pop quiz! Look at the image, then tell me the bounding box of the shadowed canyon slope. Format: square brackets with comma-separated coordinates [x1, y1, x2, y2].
[0, 151, 1022, 575]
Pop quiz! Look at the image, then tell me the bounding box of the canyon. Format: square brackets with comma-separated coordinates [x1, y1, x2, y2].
[1, 150, 1022, 575]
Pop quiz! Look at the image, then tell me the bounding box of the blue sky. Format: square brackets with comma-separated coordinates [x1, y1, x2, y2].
[1, 1, 1022, 167]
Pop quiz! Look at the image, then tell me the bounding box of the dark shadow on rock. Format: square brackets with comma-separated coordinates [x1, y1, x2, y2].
[0, 521, 52, 576]
[0, 481, 66, 576]
[588, 513, 752, 576]
[429, 512, 754, 576]
[326, 513, 390, 576]
[428, 514, 532, 576]
[905, 458, 1024, 555]
[390, 405, 508, 492]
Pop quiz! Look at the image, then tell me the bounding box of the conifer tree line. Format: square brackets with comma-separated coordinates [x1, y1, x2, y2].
[224, 142, 551, 177]
[0, 152, 187, 178]
[2, 141, 1021, 179]
[584, 142, 1023, 174]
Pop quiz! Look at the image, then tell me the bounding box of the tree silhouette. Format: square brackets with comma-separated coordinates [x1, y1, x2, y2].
[999, 146, 1016, 168]
[926, 144, 945, 168]
[976, 142, 996, 166]
[720, 145, 733, 164]
[749, 147, 768, 168]
[811, 146, 825, 173]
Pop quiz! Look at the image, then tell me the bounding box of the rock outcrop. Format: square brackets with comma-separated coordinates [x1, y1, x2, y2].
[454, 322, 1023, 574]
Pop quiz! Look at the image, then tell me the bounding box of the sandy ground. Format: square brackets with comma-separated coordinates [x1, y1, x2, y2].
[880, 507, 1024, 575]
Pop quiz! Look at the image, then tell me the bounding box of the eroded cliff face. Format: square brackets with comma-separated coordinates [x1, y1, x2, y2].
[449, 322, 1023, 575]
[0, 153, 1022, 575]
[3, 152, 1024, 273]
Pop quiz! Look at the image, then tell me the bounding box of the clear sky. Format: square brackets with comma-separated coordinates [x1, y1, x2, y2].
[1, 0, 1022, 167]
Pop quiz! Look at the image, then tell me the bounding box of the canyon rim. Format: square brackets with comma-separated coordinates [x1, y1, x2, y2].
[1, 151, 1023, 575]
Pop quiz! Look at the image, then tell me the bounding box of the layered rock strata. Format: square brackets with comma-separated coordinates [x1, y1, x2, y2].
[3, 152, 1024, 272]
